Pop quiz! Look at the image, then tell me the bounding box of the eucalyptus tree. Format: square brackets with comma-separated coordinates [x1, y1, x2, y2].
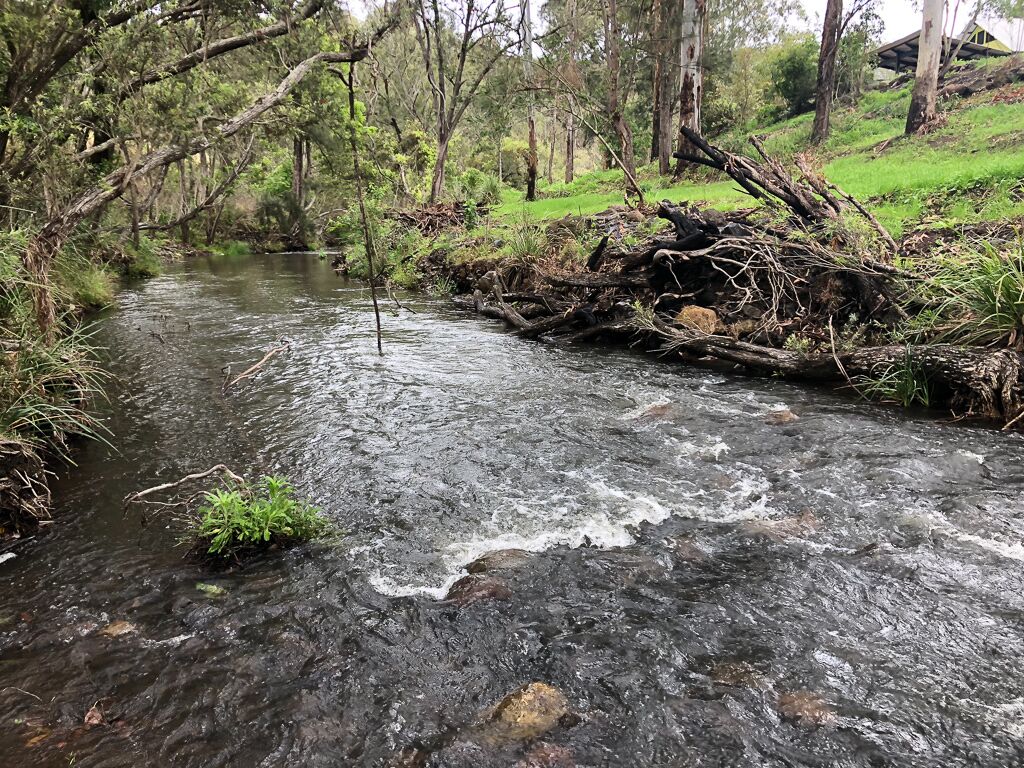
[906, 0, 944, 133]
[412, 0, 521, 202]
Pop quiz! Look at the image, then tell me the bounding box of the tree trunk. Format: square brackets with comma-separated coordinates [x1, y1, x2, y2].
[522, 0, 538, 201]
[674, 0, 705, 177]
[657, 34, 674, 176]
[564, 107, 575, 183]
[811, 0, 843, 144]
[604, 0, 640, 198]
[292, 135, 305, 204]
[430, 134, 450, 203]
[906, 0, 944, 134]
[652, 54, 662, 162]
[546, 112, 556, 183]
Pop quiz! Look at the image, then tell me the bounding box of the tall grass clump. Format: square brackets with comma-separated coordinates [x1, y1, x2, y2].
[0, 324, 110, 459]
[930, 239, 1024, 349]
[55, 252, 116, 309]
[503, 220, 546, 264]
[859, 349, 932, 408]
[192, 475, 330, 559]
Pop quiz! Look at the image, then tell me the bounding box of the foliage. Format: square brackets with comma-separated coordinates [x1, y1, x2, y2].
[0, 324, 109, 459]
[450, 169, 503, 206]
[764, 35, 819, 119]
[193, 475, 330, 558]
[502, 220, 547, 263]
[55, 254, 116, 309]
[860, 350, 933, 408]
[929, 240, 1024, 349]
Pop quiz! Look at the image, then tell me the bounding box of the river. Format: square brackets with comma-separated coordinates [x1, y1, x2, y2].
[1, 251, 1023, 766]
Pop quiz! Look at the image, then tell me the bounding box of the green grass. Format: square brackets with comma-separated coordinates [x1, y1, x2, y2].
[491, 65, 1024, 236]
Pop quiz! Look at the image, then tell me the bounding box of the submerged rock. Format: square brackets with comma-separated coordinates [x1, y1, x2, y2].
[445, 574, 512, 606]
[741, 509, 819, 541]
[465, 549, 532, 574]
[100, 620, 137, 638]
[777, 691, 837, 728]
[668, 536, 710, 563]
[765, 408, 799, 425]
[515, 742, 576, 767]
[479, 682, 576, 743]
[709, 660, 765, 688]
[637, 402, 674, 420]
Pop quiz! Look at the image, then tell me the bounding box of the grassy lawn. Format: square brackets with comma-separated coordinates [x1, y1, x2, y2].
[493, 77, 1024, 239]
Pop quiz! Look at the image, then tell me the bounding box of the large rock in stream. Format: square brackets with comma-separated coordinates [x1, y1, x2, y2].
[477, 682, 577, 744]
[443, 549, 534, 605]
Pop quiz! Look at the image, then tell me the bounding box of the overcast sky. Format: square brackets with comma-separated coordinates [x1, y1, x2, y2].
[801, 0, 925, 41]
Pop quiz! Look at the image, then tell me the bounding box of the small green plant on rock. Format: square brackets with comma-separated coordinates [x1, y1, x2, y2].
[193, 475, 329, 558]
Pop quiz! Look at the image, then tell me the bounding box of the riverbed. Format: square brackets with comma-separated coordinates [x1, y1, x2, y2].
[1, 251, 1023, 766]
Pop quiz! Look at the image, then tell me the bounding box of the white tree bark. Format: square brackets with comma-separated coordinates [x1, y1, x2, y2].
[906, 0, 944, 133]
[674, 0, 705, 176]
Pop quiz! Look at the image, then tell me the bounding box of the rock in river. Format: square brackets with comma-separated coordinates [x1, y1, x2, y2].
[777, 690, 837, 728]
[444, 573, 513, 606]
[479, 682, 576, 743]
[465, 548, 532, 574]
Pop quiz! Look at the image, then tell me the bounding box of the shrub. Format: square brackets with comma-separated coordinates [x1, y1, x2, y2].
[931, 240, 1024, 349]
[0, 324, 109, 459]
[503, 221, 546, 264]
[123, 236, 163, 279]
[766, 35, 819, 118]
[451, 168, 503, 206]
[193, 475, 329, 558]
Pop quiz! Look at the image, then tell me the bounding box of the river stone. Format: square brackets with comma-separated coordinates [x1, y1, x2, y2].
[674, 306, 719, 334]
[515, 742, 575, 767]
[765, 408, 799, 425]
[101, 620, 137, 638]
[465, 549, 532, 574]
[709, 660, 764, 688]
[777, 691, 837, 728]
[741, 509, 819, 541]
[637, 402, 673, 420]
[445, 573, 512, 605]
[481, 682, 574, 743]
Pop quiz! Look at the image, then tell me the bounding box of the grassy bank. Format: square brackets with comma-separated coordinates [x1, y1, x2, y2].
[0, 233, 172, 537]
[494, 66, 1024, 239]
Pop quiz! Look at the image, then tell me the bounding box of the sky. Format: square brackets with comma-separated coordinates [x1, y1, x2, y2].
[801, 0, 922, 41]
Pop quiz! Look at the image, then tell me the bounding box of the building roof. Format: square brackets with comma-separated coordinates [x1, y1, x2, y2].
[966, 15, 1024, 52]
[875, 30, 1012, 72]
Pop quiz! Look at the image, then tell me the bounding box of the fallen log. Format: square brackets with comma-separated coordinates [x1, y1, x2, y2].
[646, 317, 1024, 425]
[546, 273, 652, 290]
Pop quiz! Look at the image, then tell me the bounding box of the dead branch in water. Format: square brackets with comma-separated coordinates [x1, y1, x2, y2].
[223, 341, 290, 391]
[123, 464, 245, 510]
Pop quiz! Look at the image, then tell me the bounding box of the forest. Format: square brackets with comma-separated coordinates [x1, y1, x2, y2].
[1, 0, 1024, 765]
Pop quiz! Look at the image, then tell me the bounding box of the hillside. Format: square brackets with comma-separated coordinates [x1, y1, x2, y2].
[496, 57, 1024, 239]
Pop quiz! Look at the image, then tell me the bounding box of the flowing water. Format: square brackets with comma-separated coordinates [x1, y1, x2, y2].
[2, 252, 1024, 767]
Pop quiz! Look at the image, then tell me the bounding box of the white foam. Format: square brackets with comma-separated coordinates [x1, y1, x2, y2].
[956, 448, 986, 464]
[371, 479, 676, 598]
[678, 436, 730, 460]
[0, 552, 15, 565]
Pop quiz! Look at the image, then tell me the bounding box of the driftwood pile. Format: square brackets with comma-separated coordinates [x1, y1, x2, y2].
[391, 202, 486, 236]
[454, 133, 1024, 427]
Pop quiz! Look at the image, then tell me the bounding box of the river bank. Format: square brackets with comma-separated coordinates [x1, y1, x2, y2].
[401, 158, 1024, 431]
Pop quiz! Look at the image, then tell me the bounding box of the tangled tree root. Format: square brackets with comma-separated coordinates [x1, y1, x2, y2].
[0, 440, 51, 536]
